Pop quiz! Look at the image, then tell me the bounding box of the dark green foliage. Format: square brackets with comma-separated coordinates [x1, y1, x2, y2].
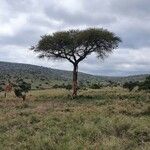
[90, 83, 102, 89]
[123, 76, 150, 92]
[39, 84, 42, 87]
[0, 86, 3, 92]
[65, 84, 72, 90]
[123, 81, 139, 92]
[14, 89, 23, 97]
[107, 80, 119, 87]
[36, 86, 39, 89]
[0, 87, 3, 92]
[52, 84, 72, 90]
[139, 76, 150, 91]
[52, 84, 60, 89]
[31, 28, 121, 61]
[14, 79, 31, 100]
[17, 79, 31, 93]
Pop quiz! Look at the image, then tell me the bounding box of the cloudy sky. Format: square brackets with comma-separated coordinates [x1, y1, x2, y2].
[0, 0, 150, 76]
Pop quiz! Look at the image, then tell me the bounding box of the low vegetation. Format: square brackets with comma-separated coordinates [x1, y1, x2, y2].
[0, 87, 149, 150]
[0, 63, 149, 149]
[123, 76, 150, 92]
[0, 62, 149, 91]
[13, 79, 31, 101]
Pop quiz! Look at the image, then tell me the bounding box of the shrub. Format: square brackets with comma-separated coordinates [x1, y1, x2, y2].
[52, 84, 59, 89]
[123, 81, 139, 92]
[65, 84, 72, 90]
[14, 79, 31, 101]
[90, 83, 102, 89]
[139, 76, 150, 91]
[0, 86, 3, 92]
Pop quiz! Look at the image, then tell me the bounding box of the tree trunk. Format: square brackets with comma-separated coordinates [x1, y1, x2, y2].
[72, 64, 78, 97]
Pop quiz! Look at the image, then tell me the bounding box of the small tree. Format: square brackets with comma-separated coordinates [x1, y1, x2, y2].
[14, 79, 31, 101]
[138, 76, 150, 100]
[123, 81, 139, 92]
[31, 28, 121, 97]
[139, 76, 150, 91]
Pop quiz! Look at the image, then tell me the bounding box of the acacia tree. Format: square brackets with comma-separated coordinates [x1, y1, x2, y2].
[31, 28, 121, 97]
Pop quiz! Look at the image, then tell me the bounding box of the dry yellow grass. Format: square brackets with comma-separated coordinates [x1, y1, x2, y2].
[0, 87, 150, 150]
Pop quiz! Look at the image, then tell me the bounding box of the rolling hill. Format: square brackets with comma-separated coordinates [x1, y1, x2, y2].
[0, 61, 149, 89]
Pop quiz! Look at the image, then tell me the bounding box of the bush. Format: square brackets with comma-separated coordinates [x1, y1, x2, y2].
[65, 84, 72, 90]
[123, 76, 150, 92]
[52, 84, 60, 89]
[52, 84, 73, 90]
[14, 79, 31, 100]
[90, 83, 102, 89]
[123, 81, 139, 92]
[139, 76, 150, 91]
[0, 86, 3, 92]
[36, 86, 39, 89]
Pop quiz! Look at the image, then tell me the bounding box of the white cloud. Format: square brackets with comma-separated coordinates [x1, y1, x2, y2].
[0, 0, 150, 76]
[0, 14, 27, 36]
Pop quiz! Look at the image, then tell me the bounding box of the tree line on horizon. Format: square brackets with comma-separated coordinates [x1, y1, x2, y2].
[0, 74, 150, 101]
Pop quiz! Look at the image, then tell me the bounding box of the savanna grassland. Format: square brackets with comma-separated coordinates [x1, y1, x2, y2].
[0, 87, 150, 150]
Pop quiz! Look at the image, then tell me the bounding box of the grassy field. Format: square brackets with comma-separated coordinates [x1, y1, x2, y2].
[0, 87, 150, 150]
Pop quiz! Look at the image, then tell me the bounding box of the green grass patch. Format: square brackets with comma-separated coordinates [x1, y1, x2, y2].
[0, 88, 149, 149]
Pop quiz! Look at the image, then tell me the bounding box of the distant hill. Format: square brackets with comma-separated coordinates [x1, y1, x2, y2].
[0, 61, 149, 89]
